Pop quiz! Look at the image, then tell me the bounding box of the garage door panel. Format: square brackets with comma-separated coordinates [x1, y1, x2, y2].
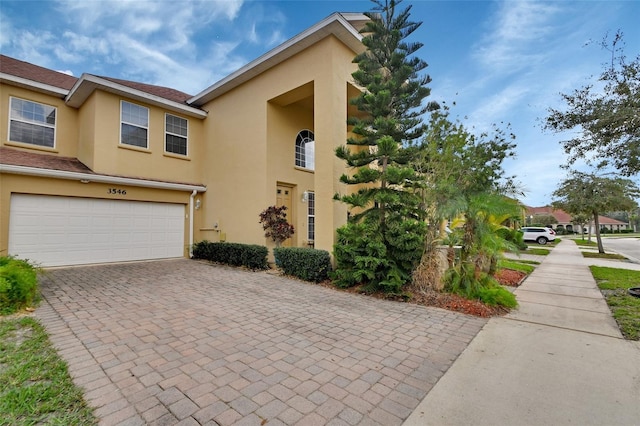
[67, 233, 89, 244]
[93, 216, 114, 227]
[131, 231, 151, 242]
[9, 195, 185, 267]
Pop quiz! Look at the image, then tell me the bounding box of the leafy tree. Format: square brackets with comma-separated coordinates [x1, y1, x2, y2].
[552, 171, 639, 252]
[530, 213, 558, 227]
[570, 212, 591, 239]
[630, 208, 640, 232]
[544, 31, 640, 176]
[333, 0, 436, 293]
[412, 107, 521, 300]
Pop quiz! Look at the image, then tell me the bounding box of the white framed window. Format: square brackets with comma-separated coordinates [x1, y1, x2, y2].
[295, 129, 315, 170]
[9, 97, 56, 148]
[120, 101, 149, 148]
[165, 113, 188, 155]
[307, 191, 315, 242]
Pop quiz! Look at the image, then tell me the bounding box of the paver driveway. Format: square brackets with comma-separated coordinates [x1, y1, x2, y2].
[36, 259, 486, 425]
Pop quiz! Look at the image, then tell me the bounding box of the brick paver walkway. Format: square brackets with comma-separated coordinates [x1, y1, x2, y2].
[36, 259, 486, 425]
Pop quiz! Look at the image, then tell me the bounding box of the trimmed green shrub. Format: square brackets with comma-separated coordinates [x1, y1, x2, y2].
[218, 243, 244, 266]
[273, 247, 332, 282]
[477, 285, 518, 308]
[332, 218, 425, 294]
[192, 241, 268, 270]
[0, 256, 39, 315]
[444, 264, 518, 309]
[192, 240, 215, 260]
[332, 221, 387, 289]
[242, 245, 270, 270]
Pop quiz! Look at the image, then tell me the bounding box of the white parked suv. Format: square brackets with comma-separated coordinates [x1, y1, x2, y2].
[520, 227, 557, 245]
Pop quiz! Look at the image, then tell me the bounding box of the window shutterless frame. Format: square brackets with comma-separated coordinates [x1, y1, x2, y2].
[307, 191, 315, 242]
[120, 100, 149, 148]
[295, 129, 315, 170]
[8, 96, 57, 148]
[165, 113, 188, 156]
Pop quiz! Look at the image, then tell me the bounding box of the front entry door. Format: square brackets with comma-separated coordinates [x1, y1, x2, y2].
[276, 185, 293, 247]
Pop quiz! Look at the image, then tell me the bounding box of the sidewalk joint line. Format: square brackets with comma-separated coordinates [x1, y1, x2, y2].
[515, 288, 602, 300]
[514, 299, 610, 314]
[502, 316, 625, 340]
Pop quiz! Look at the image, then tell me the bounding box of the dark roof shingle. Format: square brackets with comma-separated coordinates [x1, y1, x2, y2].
[0, 146, 205, 187]
[100, 76, 193, 103]
[1, 55, 194, 104]
[0, 146, 93, 173]
[0, 54, 78, 90]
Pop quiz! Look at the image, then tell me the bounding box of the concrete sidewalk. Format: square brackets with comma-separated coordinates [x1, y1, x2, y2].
[404, 239, 640, 426]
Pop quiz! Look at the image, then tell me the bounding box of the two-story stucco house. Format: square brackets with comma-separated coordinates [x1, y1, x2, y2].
[0, 13, 368, 267]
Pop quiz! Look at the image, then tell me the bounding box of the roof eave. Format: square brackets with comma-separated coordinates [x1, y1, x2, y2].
[0, 163, 207, 193]
[188, 12, 366, 107]
[66, 74, 208, 119]
[0, 72, 70, 98]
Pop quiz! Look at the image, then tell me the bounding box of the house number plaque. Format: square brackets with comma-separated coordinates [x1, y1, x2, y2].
[107, 188, 127, 195]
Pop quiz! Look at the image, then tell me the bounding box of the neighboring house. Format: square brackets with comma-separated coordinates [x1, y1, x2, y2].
[0, 13, 368, 267]
[525, 206, 630, 233]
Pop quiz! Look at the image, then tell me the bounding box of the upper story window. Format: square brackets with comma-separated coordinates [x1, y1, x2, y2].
[9, 97, 56, 148]
[120, 101, 149, 148]
[165, 114, 188, 156]
[295, 129, 315, 170]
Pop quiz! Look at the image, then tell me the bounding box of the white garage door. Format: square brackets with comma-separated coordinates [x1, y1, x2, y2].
[8, 194, 185, 267]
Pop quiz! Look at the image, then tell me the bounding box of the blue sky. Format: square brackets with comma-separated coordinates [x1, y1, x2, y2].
[2, 0, 639, 207]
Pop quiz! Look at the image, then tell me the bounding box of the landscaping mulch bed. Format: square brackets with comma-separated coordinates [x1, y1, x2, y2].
[494, 268, 528, 287]
[381, 268, 527, 317]
[280, 267, 529, 318]
[314, 280, 511, 318]
[407, 289, 508, 317]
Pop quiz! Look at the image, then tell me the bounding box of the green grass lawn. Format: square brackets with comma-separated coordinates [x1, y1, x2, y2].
[510, 259, 541, 265]
[524, 248, 550, 256]
[590, 266, 640, 340]
[0, 316, 97, 425]
[498, 259, 536, 274]
[582, 251, 627, 260]
[573, 238, 598, 247]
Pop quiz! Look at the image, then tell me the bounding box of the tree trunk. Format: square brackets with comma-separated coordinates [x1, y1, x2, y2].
[593, 211, 605, 254]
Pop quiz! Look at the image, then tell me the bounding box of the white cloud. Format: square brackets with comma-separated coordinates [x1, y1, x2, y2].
[3, 29, 58, 68]
[243, 6, 287, 47]
[248, 23, 259, 44]
[266, 30, 286, 48]
[466, 83, 529, 131]
[0, 11, 12, 49]
[473, 1, 559, 74]
[3, 0, 298, 94]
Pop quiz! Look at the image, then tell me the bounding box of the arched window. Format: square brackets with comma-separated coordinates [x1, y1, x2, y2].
[295, 130, 314, 170]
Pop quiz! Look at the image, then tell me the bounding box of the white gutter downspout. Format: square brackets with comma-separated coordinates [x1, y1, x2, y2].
[189, 190, 197, 258]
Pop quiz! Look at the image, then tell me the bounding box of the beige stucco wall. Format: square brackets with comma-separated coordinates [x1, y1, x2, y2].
[0, 85, 79, 157]
[79, 91, 204, 185]
[1, 84, 205, 186]
[197, 35, 356, 253]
